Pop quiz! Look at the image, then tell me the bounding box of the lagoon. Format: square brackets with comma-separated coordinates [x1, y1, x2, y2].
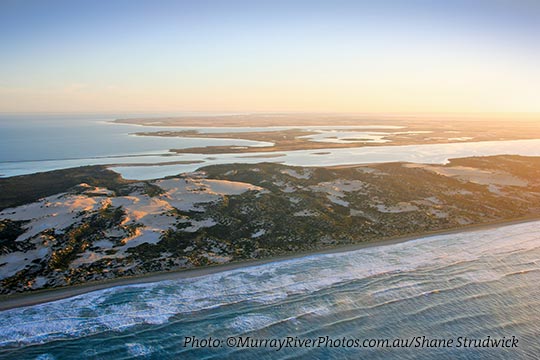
[3, 115, 540, 180]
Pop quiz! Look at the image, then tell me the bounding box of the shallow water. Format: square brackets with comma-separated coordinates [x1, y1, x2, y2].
[3, 115, 540, 179]
[0, 114, 271, 163]
[1, 221, 539, 359]
[111, 138, 540, 180]
[0, 115, 404, 177]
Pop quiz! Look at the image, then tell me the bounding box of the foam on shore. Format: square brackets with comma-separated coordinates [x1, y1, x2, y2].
[1, 220, 539, 347]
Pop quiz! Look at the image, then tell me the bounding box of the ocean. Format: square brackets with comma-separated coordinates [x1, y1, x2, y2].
[1, 221, 539, 359]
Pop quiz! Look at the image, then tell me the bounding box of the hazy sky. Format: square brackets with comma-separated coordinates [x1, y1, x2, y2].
[1, 0, 540, 114]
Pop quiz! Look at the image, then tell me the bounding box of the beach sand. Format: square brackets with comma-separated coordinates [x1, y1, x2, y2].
[1, 215, 539, 311]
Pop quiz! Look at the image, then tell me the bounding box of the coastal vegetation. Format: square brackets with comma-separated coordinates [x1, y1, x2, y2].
[1, 155, 540, 294]
[0, 166, 129, 211]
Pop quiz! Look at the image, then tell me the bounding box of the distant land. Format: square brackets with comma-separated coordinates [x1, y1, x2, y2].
[114, 113, 540, 127]
[117, 114, 540, 154]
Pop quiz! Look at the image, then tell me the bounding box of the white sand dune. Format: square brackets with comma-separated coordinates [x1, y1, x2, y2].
[0, 178, 265, 286]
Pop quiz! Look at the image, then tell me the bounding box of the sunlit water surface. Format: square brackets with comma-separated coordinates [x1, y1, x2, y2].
[0, 221, 539, 359]
[3, 115, 540, 179]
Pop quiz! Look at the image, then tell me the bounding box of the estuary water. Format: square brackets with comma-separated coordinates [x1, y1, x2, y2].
[0, 221, 539, 359]
[3, 114, 540, 179]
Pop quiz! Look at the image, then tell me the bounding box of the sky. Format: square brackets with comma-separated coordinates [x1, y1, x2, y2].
[1, 0, 540, 114]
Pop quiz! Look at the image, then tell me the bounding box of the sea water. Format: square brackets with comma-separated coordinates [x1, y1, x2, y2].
[0, 221, 538, 359]
[0, 114, 271, 163]
[0, 114, 398, 172]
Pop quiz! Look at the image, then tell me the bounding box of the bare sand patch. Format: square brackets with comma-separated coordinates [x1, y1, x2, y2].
[403, 164, 528, 187]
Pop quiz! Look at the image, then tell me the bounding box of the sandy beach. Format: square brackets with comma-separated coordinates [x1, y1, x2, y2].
[1, 215, 539, 312]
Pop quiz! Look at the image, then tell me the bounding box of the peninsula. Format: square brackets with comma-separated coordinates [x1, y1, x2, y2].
[1, 155, 540, 297]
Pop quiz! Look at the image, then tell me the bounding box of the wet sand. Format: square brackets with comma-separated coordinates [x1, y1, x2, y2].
[1, 215, 539, 311]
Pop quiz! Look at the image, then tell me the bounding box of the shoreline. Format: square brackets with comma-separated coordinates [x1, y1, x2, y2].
[1, 215, 539, 312]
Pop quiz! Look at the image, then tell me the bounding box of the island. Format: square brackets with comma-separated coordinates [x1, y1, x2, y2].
[119, 114, 540, 154]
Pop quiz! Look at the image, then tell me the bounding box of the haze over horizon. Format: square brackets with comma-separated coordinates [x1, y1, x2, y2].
[1, 0, 540, 114]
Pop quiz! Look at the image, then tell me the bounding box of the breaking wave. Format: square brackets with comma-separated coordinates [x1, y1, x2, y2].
[1, 221, 539, 359]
